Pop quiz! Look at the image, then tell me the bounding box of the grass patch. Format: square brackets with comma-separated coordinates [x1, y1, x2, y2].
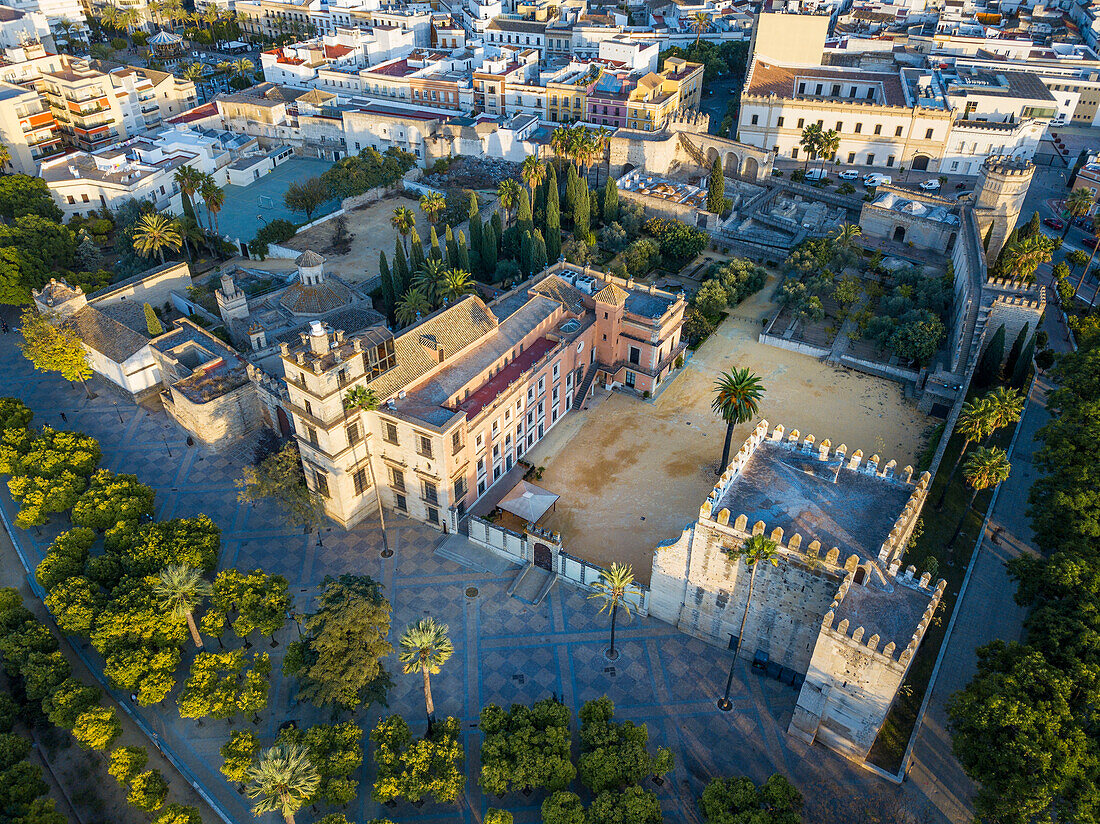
[867, 406, 1017, 773]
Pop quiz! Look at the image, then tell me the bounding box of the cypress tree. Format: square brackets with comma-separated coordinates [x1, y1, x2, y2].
[410, 226, 426, 272]
[707, 155, 725, 214]
[1024, 211, 1041, 239]
[469, 212, 483, 273]
[429, 225, 442, 261]
[534, 172, 548, 227]
[565, 164, 579, 217]
[468, 190, 479, 219]
[520, 231, 534, 276]
[378, 250, 395, 322]
[481, 221, 497, 273]
[445, 224, 458, 268]
[982, 222, 993, 251]
[573, 179, 590, 242]
[457, 230, 471, 273]
[532, 229, 547, 274]
[545, 163, 559, 226]
[393, 239, 411, 294]
[491, 212, 503, 243]
[546, 172, 561, 261]
[1011, 336, 1035, 388]
[517, 188, 533, 237]
[602, 177, 619, 223]
[1003, 322, 1030, 382]
[976, 324, 1006, 387]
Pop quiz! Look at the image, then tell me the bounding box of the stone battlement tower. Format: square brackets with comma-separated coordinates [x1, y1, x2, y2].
[973, 155, 1035, 263]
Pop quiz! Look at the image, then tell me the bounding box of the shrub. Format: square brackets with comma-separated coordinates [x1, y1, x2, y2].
[643, 217, 708, 260]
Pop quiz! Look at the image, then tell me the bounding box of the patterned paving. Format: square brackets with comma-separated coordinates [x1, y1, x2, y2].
[0, 330, 922, 824]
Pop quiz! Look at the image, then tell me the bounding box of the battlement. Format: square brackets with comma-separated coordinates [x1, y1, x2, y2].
[982, 154, 1034, 177]
[666, 107, 710, 134]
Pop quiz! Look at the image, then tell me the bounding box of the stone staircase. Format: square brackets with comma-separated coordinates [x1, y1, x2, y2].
[506, 563, 557, 605]
[572, 363, 600, 410]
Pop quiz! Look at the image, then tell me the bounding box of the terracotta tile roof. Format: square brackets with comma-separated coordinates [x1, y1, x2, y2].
[279, 278, 352, 315]
[593, 282, 629, 306]
[367, 295, 498, 399]
[531, 274, 587, 314]
[745, 59, 906, 107]
[65, 306, 149, 362]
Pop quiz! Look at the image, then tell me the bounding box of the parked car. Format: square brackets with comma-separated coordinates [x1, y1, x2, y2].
[1084, 236, 1100, 250]
[1043, 217, 1065, 231]
[863, 174, 892, 187]
[1075, 216, 1094, 230]
[804, 168, 829, 182]
[838, 169, 859, 180]
[919, 179, 941, 191]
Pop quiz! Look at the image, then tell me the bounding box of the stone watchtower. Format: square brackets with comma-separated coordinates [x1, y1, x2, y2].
[215, 273, 249, 324]
[973, 155, 1035, 263]
[32, 278, 88, 319]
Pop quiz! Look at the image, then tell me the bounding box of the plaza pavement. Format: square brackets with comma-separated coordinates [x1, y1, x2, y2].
[0, 329, 930, 824]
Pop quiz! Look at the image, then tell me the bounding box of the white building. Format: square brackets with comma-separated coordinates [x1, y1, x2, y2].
[40, 143, 188, 217]
[0, 5, 52, 50]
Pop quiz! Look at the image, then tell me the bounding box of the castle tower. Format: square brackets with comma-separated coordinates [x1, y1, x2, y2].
[215, 273, 249, 323]
[296, 250, 326, 286]
[973, 155, 1035, 263]
[32, 278, 88, 319]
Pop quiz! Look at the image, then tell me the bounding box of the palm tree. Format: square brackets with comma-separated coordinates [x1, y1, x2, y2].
[521, 156, 545, 203]
[419, 192, 446, 226]
[200, 176, 225, 235]
[413, 258, 447, 307]
[592, 126, 612, 186]
[799, 124, 822, 172]
[691, 11, 711, 44]
[342, 385, 387, 551]
[985, 386, 1024, 441]
[550, 125, 571, 172]
[153, 564, 211, 649]
[711, 368, 765, 474]
[0, 142, 10, 173]
[1075, 214, 1100, 300]
[390, 206, 416, 255]
[395, 287, 431, 326]
[935, 397, 994, 509]
[1001, 234, 1055, 283]
[1062, 187, 1095, 239]
[728, 534, 779, 657]
[175, 215, 206, 261]
[231, 57, 254, 77]
[399, 618, 453, 725]
[830, 222, 862, 252]
[174, 165, 205, 228]
[496, 179, 521, 227]
[948, 446, 1010, 548]
[441, 268, 475, 303]
[245, 742, 319, 824]
[132, 213, 182, 263]
[588, 562, 638, 660]
[817, 129, 839, 174]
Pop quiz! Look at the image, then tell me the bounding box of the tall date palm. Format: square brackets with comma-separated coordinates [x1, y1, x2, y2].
[588, 562, 638, 661]
[153, 564, 211, 649]
[399, 618, 453, 726]
[711, 368, 765, 474]
[245, 743, 319, 824]
[728, 534, 778, 657]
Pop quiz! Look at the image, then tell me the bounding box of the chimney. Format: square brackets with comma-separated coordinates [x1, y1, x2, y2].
[308, 320, 328, 355]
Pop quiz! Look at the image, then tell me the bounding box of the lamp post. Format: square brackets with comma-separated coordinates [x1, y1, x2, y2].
[717, 636, 736, 711]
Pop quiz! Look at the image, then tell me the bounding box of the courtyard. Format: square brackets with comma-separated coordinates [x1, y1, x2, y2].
[218, 157, 339, 245]
[527, 272, 933, 583]
[0, 316, 944, 824]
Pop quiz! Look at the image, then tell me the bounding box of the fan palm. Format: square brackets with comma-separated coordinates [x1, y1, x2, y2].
[231, 57, 254, 77]
[173, 164, 205, 228]
[413, 258, 447, 307]
[830, 222, 862, 251]
[395, 287, 431, 326]
[817, 129, 839, 173]
[799, 123, 823, 171]
[419, 192, 446, 226]
[1062, 187, 1095, 239]
[589, 562, 637, 660]
[550, 125, 571, 171]
[692, 11, 711, 44]
[399, 618, 454, 724]
[985, 386, 1024, 441]
[153, 564, 211, 649]
[948, 446, 1010, 548]
[1001, 234, 1055, 283]
[390, 206, 416, 255]
[440, 268, 475, 303]
[132, 213, 182, 263]
[935, 397, 995, 509]
[728, 534, 778, 656]
[496, 179, 522, 227]
[200, 176, 225, 235]
[342, 385, 387, 545]
[521, 156, 546, 203]
[712, 368, 765, 473]
[245, 743, 319, 824]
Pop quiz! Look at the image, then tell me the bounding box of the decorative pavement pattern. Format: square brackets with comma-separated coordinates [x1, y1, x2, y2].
[0, 332, 940, 824]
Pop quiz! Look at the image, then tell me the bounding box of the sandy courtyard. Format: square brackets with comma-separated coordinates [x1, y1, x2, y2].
[525, 274, 934, 584]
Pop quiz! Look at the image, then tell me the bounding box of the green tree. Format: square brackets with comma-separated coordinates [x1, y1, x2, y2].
[588, 563, 637, 660]
[479, 698, 575, 795]
[573, 178, 591, 243]
[889, 316, 944, 364]
[1003, 323, 1030, 382]
[577, 697, 661, 794]
[283, 575, 393, 710]
[0, 398, 32, 434]
[72, 706, 122, 750]
[44, 576, 99, 634]
[496, 180, 521, 228]
[35, 527, 95, 592]
[237, 441, 325, 532]
[700, 774, 802, 824]
[246, 743, 320, 824]
[392, 239, 410, 294]
[221, 730, 259, 784]
[395, 287, 431, 326]
[707, 155, 725, 214]
[413, 258, 447, 308]
[283, 178, 329, 221]
[711, 368, 765, 472]
[275, 722, 363, 806]
[71, 470, 155, 529]
[545, 165, 561, 260]
[132, 213, 182, 264]
[1062, 187, 1094, 238]
[418, 192, 447, 227]
[409, 226, 426, 272]
[457, 230, 471, 274]
[128, 769, 169, 812]
[108, 746, 149, 784]
[949, 446, 1010, 547]
[152, 804, 205, 824]
[728, 534, 779, 657]
[390, 206, 415, 256]
[0, 176, 63, 222]
[143, 302, 163, 336]
[440, 269, 475, 303]
[542, 791, 586, 824]
[587, 786, 663, 824]
[935, 397, 995, 509]
[976, 323, 1006, 387]
[370, 715, 464, 805]
[398, 617, 453, 725]
[986, 386, 1025, 441]
[485, 810, 513, 824]
[154, 564, 212, 649]
[18, 308, 93, 397]
[42, 677, 100, 729]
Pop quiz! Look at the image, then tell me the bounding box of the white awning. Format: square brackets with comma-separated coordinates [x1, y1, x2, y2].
[498, 480, 559, 524]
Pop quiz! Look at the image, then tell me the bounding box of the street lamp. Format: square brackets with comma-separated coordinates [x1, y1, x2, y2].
[717, 635, 736, 711]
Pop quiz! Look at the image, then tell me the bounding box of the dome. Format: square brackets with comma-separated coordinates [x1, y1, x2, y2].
[295, 250, 326, 267]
